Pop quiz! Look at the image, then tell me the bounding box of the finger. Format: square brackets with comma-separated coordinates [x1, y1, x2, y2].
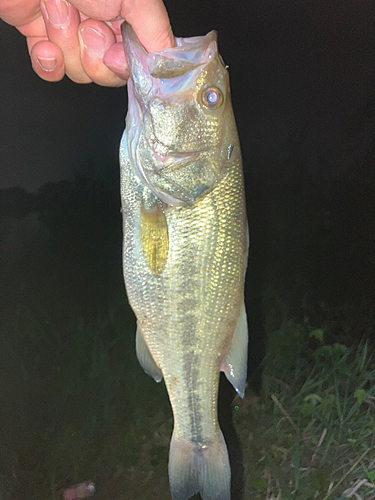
[40, 0, 91, 84]
[61, 0, 175, 52]
[121, 0, 175, 53]
[16, 15, 47, 38]
[55, 0, 124, 21]
[103, 42, 129, 81]
[0, 0, 40, 26]
[28, 38, 65, 81]
[78, 19, 127, 86]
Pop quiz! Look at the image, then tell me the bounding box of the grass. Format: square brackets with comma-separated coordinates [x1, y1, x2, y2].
[0, 293, 374, 500]
[236, 319, 375, 500]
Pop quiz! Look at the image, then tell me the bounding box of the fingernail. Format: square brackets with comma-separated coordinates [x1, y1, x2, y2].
[37, 57, 58, 72]
[43, 0, 69, 28]
[79, 27, 106, 57]
[105, 65, 130, 80]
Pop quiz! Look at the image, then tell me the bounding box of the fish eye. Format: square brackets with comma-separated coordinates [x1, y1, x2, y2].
[201, 87, 223, 110]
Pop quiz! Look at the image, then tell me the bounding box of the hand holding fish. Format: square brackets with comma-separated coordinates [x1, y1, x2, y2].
[0, 0, 174, 85]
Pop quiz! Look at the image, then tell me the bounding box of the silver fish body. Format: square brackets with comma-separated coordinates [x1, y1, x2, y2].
[120, 23, 248, 500]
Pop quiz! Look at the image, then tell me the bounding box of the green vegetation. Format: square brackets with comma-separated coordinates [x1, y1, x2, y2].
[237, 318, 375, 500]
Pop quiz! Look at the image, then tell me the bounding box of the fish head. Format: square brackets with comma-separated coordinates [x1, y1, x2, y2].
[122, 23, 234, 207]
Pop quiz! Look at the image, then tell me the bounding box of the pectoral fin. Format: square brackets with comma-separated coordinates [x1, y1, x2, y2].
[222, 302, 248, 397]
[136, 323, 163, 383]
[140, 199, 169, 276]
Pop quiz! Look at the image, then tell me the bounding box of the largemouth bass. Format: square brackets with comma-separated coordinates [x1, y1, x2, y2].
[120, 22, 248, 500]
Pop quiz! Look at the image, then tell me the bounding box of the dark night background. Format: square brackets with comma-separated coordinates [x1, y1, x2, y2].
[0, 0, 374, 498]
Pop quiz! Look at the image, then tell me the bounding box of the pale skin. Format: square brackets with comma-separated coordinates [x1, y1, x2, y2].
[0, 0, 174, 86]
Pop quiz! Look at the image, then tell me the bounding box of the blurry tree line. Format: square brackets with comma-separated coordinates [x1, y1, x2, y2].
[0, 172, 124, 324]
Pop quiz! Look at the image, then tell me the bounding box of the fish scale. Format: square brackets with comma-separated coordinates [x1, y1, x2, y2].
[120, 22, 248, 500]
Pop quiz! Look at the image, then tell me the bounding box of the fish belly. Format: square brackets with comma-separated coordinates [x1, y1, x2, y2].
[120, 137, 247, 500]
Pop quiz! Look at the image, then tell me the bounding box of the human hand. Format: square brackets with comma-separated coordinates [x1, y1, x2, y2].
[0, 0, 174, 86]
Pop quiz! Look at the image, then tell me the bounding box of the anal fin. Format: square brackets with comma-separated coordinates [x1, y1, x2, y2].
[222, 301, 248, 397]
[136, 323, 163, 383]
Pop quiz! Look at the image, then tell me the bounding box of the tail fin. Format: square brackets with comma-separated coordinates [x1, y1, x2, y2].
[168, 429, 231, 500]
